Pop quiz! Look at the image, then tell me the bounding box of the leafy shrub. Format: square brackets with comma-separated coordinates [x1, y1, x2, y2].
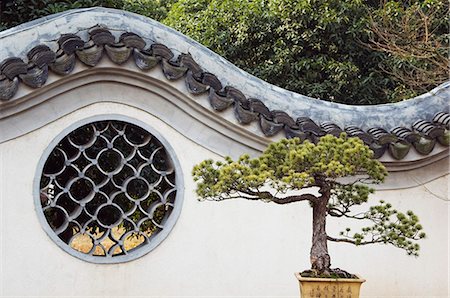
[367, 0, 449, 101]
[164, 0, 448, 104]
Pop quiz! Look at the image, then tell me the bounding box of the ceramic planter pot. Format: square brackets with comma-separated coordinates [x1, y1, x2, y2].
[295, 272, 365, 298]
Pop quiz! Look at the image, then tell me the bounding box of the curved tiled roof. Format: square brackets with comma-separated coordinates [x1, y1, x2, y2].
[0, 8, 448, 162]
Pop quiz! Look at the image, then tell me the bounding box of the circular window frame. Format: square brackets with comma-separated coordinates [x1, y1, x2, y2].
[33, 114, 184, 264]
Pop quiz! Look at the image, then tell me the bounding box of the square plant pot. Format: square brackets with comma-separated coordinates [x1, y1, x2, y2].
[295, 272, 365, 298]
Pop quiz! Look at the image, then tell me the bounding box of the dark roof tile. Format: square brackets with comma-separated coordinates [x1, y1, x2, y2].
[49, 51, 76, 75]
[271, 110, 296, 128]
[259, 115, 284, 137]
[0, 57, 27, 80]
[234, 101, 258, 124]
[58, 34, 84, 55]
[225, 86, 247, 107]
[208, 88, 233, 111]
[367, 127, 398, 145]
[296, 117, 324, 136]
[19, 64, 48, 88]
[178, 53, 203, 75]
[320, 122, 343, 137]
[161, 59, 188, 80]
[388, 139, 411, 160]
[413, 120, 445, 139]
[0, 27, 448, 160]
[433, 112, 450, 128]
[0, 75, 18, 101]
[249, 98, 271, 119]
[186, 70, 209, 94]
[284, 126, 308, 140]
[27, 45, 56, 68]
[76, 41, 103, 67]
[201, 72, 222, 91]
[133, 49, 159, 70]
[105, 43, 132, 65]
[120, 32, 146, 50]
[369, 142, 387, 159]
[151, 43, 174, 60]
[90, 27, 115, 46]
[345, 126, 374, 145]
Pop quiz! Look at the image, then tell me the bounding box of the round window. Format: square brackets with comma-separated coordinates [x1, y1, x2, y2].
[36, 118, 183, 263]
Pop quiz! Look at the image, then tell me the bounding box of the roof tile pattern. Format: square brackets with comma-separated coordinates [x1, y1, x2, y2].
[0, 27, 448, 160]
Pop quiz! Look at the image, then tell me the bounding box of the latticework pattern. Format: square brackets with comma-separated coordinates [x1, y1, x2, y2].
[39, 120, 177, 259]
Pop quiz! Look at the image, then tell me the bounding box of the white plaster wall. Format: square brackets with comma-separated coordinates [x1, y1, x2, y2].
[0, 102, 448, 297]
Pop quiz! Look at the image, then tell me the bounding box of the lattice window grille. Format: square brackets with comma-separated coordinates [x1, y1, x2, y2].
[37, 120, 180, 262]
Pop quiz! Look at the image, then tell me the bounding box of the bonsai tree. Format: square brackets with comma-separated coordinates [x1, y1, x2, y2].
[192, 134, 426, 276]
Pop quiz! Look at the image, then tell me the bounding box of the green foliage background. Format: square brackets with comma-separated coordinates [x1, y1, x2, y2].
[1, 0, 448, 105]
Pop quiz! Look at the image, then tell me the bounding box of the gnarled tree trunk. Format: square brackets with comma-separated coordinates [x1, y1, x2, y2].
[310, 195, 331, 273]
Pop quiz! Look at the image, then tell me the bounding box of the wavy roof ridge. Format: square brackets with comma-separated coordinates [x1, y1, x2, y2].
[0, 8, 448, 161]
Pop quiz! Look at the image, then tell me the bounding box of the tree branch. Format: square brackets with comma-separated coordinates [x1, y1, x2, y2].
[327, 236, 383, 246]
[231, 187, 318, 204]
[327, 207, 366, 219]
[271, 193, 318, 204]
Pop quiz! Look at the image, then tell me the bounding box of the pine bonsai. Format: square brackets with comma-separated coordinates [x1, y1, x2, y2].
[192, 134, 426, 277]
